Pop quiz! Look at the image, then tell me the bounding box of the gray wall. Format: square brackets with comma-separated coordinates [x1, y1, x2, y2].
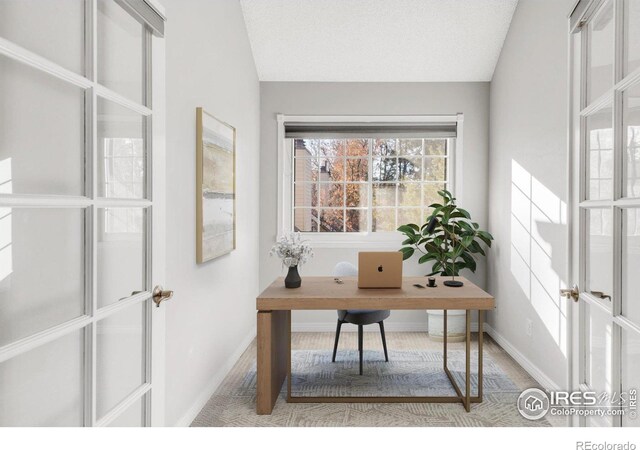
[260, 82, 490, 328]
[164, 0, 260, 425]
[487, 0, 573, 389]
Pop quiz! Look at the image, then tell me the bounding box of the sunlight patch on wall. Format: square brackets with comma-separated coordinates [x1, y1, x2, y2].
[0, 158, 12, 194]
[510, 160, 567, 354]
[510, 214, 530, 295]
[0, 158, 12, 282]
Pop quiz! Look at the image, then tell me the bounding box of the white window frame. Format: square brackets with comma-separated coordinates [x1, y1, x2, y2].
[277, 114, 464, 247]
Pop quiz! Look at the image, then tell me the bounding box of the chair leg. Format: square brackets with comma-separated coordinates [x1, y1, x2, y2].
[332, 320, 343, 362]
[379, 321, 389, 362]
[358, 324, 363, 375]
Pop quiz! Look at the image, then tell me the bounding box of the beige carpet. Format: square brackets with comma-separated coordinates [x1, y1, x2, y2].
[191, 332, 565, 427]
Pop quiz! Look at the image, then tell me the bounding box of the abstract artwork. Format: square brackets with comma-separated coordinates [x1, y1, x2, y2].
[196, 107, 236, 263]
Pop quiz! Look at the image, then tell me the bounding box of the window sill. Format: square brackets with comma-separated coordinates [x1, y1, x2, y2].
[282, 232, 406, 249]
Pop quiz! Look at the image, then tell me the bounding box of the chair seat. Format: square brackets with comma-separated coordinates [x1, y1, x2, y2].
[338, 309, 391, 325]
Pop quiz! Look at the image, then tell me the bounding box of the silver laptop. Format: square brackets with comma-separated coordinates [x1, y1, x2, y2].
[358, 252, 403, 288]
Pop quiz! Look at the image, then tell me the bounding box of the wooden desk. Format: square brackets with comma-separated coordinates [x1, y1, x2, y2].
[256, 276, 495, 415]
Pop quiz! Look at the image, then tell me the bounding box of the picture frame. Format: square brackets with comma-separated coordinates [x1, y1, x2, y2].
[196, 107, 236, 263]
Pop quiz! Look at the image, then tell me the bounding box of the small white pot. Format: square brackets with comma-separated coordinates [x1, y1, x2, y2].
[427, 309, 466, 342]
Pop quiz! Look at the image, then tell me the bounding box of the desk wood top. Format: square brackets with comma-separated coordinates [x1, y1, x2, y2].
[256, 276, 494, 311]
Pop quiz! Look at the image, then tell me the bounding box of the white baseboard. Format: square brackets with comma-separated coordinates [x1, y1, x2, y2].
[484, 323, 561, 392]
[291, 322, 479, 332]
[173, 325, 256, 427]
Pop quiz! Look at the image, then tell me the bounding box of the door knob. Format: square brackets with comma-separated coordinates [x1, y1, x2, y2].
[152, 285, 173, 307]
[589, 291, 611, 301]
[560, 285, 580, 302]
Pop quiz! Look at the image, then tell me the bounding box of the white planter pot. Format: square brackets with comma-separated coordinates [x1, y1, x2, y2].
[427, 309, 466, 342]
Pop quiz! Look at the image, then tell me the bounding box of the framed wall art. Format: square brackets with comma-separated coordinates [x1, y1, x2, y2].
[196, 107, 236, 263]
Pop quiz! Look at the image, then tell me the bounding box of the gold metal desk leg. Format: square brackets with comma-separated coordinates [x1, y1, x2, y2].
[443, 309, 448, 370]
[465, 309, 471, 412]
[478, 310, 484, 402]
[287, 310, 292, 402]
[284, 308, 484, 412]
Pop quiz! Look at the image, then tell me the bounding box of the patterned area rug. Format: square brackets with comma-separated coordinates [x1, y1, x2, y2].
[192, 348, 553, 427]
[289, 350, 517, 398]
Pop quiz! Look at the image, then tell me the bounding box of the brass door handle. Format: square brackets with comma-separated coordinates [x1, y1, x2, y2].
[590, 291, 611, 301]
[152, 285, 173, 307]
[128, 286, 173, 307]
[560, 285, 580, 302]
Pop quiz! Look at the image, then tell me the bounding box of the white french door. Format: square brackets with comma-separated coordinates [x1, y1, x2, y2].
[569, 0, 640, 427]
[0, 0, 166, 426]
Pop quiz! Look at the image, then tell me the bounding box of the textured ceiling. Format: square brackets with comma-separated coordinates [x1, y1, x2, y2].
[240, 0, 519, 82]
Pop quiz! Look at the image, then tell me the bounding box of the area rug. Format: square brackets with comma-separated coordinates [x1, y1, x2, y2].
[192, 348, 553, 427]
[288, 349, 518, 398]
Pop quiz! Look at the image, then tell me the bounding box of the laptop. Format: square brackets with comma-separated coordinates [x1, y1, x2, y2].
[358, 252, 403, 289]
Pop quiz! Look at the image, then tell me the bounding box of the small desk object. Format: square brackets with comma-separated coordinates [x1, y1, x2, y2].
[255, 276, 495, 415]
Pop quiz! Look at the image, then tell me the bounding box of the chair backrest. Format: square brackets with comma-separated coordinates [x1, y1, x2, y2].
[334, 261, 358, 277]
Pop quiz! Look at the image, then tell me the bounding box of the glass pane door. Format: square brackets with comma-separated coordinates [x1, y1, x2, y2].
[573, 0, 640, 428]
[0, 0, 163, 427]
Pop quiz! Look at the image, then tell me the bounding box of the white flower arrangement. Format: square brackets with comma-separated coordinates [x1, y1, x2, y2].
[270, 232, 314, 268]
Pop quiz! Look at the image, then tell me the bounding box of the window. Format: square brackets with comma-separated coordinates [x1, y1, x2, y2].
[101, 137, 145, 235]
[278, 115, 462, 246]
[586, 105, 613, 200]
[102, 137, 145, 200]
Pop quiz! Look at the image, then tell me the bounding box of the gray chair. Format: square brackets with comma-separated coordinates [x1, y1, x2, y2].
[332, 262, 390, 375]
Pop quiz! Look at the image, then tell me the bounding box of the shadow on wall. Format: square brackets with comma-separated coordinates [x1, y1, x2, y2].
[509, 159, 568, 357]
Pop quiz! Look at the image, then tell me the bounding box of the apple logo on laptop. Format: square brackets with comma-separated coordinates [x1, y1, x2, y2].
[378, 265, 383, 272]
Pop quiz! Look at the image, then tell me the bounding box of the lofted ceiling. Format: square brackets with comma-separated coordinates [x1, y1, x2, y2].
[240, 0, 519, 82]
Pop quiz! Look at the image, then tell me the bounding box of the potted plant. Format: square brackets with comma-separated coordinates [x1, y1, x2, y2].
[397, 189, 493, 341]
[270, 232, 314, 288]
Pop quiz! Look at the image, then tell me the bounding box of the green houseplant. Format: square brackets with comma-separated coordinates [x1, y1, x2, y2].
[398, 189, 493, 285]
[397, 189, 493, 341]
